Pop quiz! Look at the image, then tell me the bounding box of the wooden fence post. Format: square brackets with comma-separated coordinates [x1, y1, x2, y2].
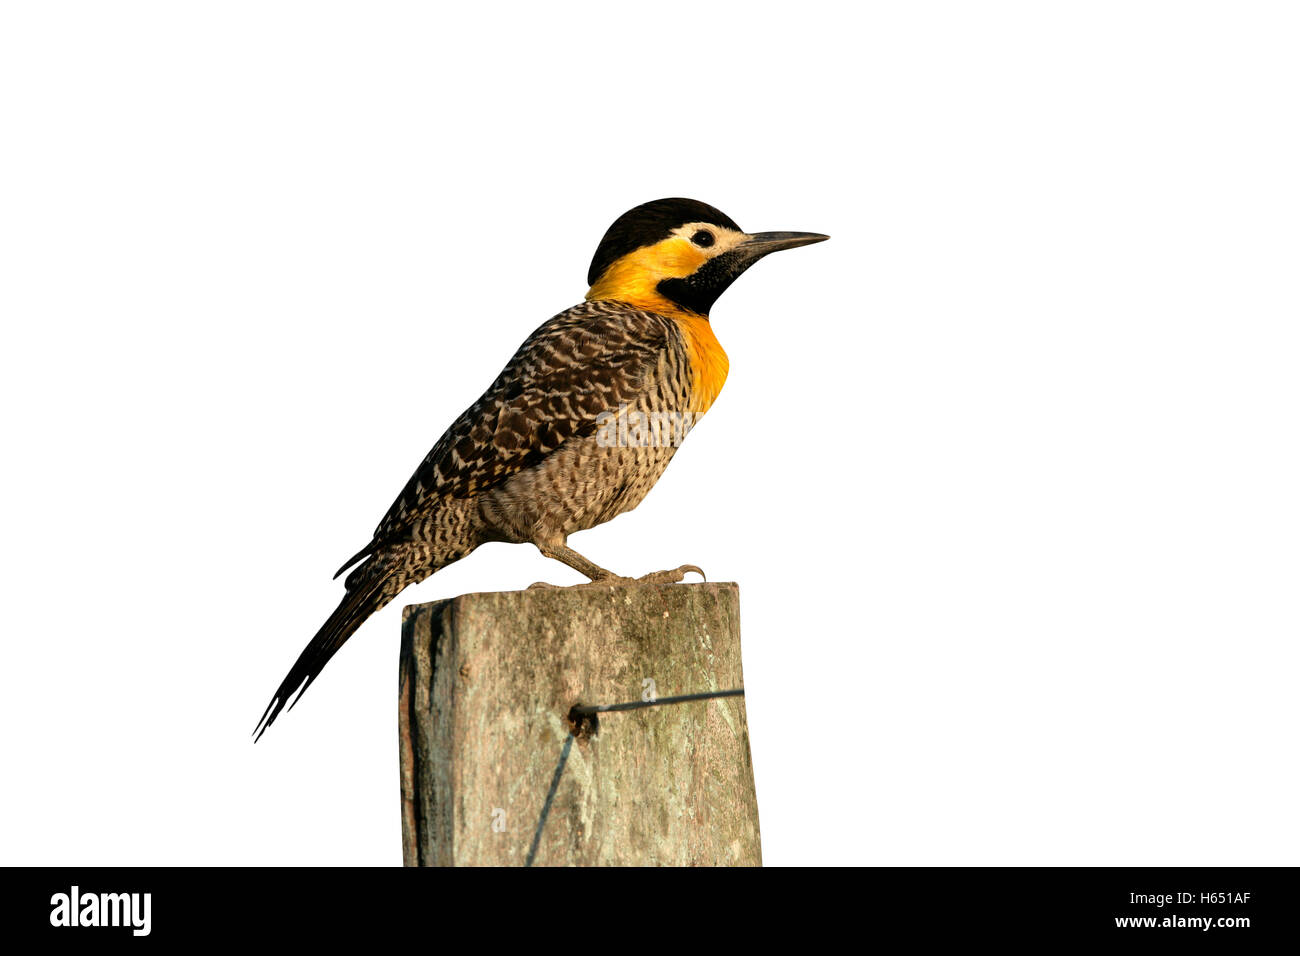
[398, 582, 761, 866]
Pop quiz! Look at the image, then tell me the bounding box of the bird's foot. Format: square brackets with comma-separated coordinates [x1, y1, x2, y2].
[634, 564, 706, 585]
[527, 564, 706, 590]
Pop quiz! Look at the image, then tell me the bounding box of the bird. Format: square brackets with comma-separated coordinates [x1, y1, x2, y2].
[254, 198, 827, 740]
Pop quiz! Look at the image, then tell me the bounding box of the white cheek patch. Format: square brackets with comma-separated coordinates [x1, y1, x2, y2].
[671, 222, 750, 257]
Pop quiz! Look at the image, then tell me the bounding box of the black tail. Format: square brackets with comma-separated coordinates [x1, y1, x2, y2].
[254, 561, 396, 742]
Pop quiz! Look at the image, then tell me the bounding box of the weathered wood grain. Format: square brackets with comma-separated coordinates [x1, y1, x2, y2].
[399, 582, 761, 866]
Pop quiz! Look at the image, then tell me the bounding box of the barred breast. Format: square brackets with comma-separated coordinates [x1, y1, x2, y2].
[475, 319, 698, 543]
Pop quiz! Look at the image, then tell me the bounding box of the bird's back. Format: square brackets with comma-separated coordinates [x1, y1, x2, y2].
[343, 299, 705, 577]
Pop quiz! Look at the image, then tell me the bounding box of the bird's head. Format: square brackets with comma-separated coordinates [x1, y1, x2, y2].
[585, 198, 828, 317]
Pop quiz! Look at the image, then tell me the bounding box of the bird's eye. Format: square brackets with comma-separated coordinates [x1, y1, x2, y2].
[691, 230, 715, 248]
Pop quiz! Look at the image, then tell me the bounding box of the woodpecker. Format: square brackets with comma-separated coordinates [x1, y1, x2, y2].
[255, 198, 827, 740]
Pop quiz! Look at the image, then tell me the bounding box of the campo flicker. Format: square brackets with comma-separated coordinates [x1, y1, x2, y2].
[255, 198, 827, 739]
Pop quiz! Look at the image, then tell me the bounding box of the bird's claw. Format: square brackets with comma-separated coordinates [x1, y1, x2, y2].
[635, 564, 706, 585]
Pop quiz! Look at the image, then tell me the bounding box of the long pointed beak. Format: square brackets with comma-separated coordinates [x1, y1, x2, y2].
[740, 231, 830, 257]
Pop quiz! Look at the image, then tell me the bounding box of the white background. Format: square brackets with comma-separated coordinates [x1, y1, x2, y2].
[2, 2, 1297, 866]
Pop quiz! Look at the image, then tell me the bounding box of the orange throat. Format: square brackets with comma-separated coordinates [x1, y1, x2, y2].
[673, 311, 729, 414]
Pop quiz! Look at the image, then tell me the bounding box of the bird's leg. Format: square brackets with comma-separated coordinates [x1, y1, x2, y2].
[534, 541, 621, 584]
[529, 541, 705, 589]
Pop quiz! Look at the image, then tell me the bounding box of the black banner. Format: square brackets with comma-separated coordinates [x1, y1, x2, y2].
[8, 867, 1295, 943]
